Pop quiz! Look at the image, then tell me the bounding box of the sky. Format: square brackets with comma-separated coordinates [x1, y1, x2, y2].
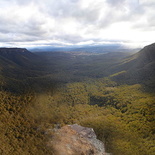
[0, 0, 155, 48]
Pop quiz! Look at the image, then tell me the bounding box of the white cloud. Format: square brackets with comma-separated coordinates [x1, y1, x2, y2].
[0, 0, 155, 48]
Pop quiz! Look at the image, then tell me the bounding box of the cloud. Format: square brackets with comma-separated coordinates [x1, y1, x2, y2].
[0, 0, 155, 48]
[106, 0, 126, 6]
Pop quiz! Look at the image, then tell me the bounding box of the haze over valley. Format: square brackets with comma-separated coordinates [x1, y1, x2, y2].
[0, 0, 155, 154]
[0, 42, 155, 154]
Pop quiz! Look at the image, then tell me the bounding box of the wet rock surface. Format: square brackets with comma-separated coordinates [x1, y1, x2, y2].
[48, 124, 107, 155]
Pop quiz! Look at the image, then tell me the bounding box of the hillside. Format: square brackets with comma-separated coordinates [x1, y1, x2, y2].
[0, 45, 155, 155]
[110, 43, 155, 89]
[0, 48, 40, 67]
[0, 48, 40, 73]
[0, 48, 47, 92]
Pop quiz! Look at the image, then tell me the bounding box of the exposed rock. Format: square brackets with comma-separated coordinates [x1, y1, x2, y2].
[47, 124, 107, 155]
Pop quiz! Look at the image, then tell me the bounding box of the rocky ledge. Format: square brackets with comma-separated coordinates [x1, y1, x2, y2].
[47, 124, 108, 155]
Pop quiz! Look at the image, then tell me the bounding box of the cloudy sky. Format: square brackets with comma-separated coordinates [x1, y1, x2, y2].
[0, 0, 155, 48]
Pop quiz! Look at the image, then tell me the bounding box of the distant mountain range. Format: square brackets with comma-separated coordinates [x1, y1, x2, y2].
[0, 43, 154, 92]
[29, 44, 140, 53]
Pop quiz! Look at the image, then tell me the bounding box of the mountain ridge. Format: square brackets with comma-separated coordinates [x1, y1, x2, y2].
[0, 43, 155, 92]
[110, 43, 155, 88]
[0, 44, 155, 155]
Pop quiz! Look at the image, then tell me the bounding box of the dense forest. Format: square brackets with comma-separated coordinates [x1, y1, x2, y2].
[0, 44, 155, 155]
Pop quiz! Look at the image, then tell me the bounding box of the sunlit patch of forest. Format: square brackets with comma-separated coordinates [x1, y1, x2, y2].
[0, 49, 155, 154]
[1, 78, 155, 154]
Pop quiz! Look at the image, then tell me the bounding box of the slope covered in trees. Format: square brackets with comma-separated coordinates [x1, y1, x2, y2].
[0, 44, 155, 154]
[110, 43, 155, 88]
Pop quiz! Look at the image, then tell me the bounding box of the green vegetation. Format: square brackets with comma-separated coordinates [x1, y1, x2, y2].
[0, 47, 155, 154]
[25, 79, 155, 155]
[0, 91, 52, 154]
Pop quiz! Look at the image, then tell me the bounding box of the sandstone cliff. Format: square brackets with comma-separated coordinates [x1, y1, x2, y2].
[47, 124, 108, 155]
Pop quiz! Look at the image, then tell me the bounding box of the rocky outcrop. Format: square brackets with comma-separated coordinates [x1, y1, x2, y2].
[47, 124, 107, 155]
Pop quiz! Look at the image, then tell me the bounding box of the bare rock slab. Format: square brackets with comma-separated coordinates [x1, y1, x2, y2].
[49, 124, 107, 155]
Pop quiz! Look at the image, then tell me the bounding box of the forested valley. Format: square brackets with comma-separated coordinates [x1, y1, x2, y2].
[0, 44, 155, 155]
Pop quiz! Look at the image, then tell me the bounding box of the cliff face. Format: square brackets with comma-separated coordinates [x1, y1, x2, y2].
[47, 124, 107, 155]
[0, 48, 42, 68]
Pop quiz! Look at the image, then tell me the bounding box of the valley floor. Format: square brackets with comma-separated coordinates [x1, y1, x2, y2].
[1, 78, 155, 155]
[0, 47, 155, 154]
